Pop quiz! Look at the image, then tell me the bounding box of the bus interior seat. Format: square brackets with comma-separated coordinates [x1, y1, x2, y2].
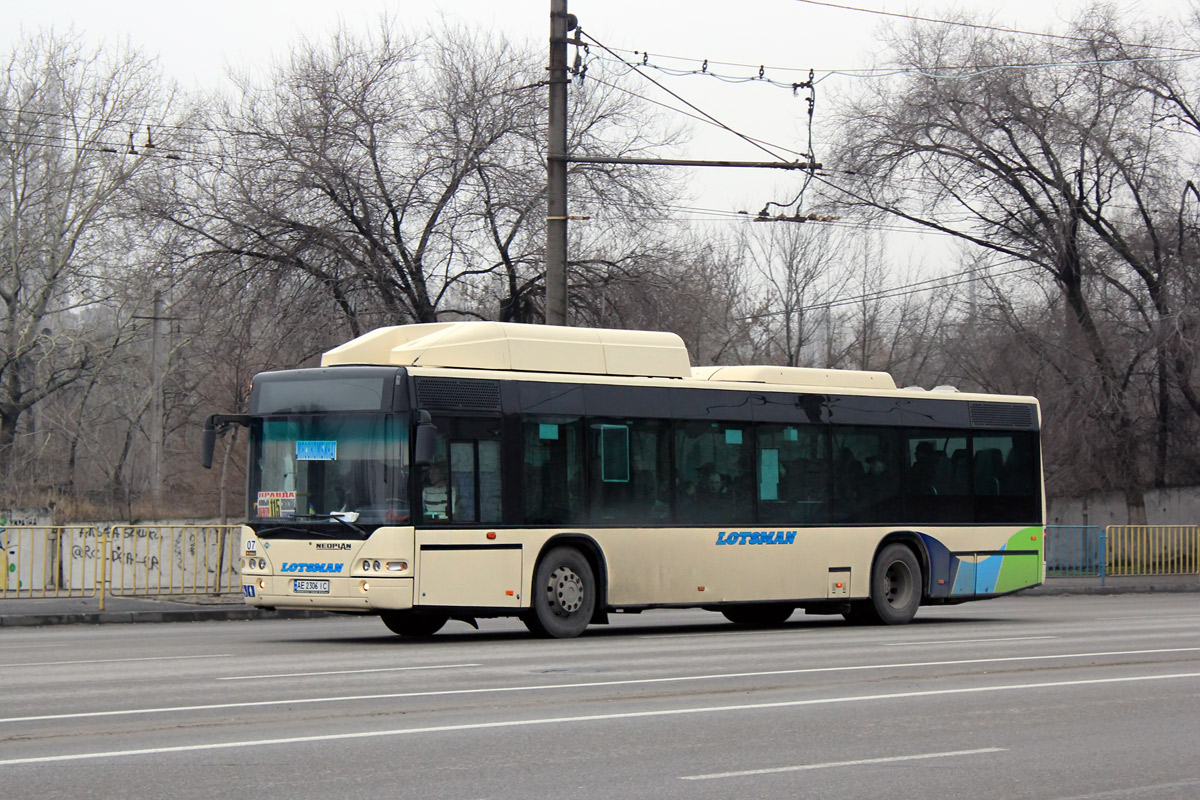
[974, 448, 1004, 495]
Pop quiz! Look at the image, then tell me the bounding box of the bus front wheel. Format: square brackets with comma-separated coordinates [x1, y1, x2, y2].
[844, 543, 922, 625]
[380, 610, 449, 637]
[524, 547, 596, 639]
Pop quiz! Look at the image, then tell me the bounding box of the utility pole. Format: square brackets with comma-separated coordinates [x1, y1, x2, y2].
[149, 289, 165, 513]
[545, 0, 574, 326]
[543, 1, 819, 326]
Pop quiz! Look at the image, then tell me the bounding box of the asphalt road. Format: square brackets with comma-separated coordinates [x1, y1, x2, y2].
[2, 594, 1199, 799]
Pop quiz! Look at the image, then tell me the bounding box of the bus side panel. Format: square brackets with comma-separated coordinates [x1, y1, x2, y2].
[599, 528, 876, 606]
[941, 526, 1044, 597]
[416, 543, 524, 608]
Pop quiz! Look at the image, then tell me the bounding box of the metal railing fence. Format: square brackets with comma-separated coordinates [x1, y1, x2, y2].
[1107, 525, 1199, 576]
[1, 525, 241, 608]
[1045, 525, 1106, 580]
[1045, 524, 1199, 585]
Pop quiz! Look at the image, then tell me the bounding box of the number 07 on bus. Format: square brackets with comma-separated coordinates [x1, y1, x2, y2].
[201, 322, 1045, 639]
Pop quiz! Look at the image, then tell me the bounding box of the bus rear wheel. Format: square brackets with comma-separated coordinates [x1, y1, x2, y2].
[844, 543, 922, 625]
[720, 603, 795, 627]
[524, 546, 596, 639]
[380, 610, 449, 637]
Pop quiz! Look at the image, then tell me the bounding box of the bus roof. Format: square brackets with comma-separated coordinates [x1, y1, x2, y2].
[321, 322, 903, 390]
[321, 321, 692, 378]
[692, 365, 896, 391]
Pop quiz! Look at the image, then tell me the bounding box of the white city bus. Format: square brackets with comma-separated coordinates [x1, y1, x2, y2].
[202, 322, 1045, 638]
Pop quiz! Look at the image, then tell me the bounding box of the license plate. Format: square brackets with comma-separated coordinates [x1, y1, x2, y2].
[293, 579, 330, 594]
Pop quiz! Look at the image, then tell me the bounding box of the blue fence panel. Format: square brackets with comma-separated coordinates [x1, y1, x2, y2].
[1045, 525, 1106, 583]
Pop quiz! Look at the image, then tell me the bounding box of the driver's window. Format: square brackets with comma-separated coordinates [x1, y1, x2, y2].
[422, 417, 502, 525]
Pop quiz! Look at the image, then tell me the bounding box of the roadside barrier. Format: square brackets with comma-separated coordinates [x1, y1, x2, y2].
[1044, 524, 1199, 584]
[1045, 525, 1106, 580]
[1106, 525, 1199, 576]
[0, 525, 241, 609]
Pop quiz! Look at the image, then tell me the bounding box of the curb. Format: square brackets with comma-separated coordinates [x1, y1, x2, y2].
[0, 607, 332, 628]
[1022, 584, 1200, 596]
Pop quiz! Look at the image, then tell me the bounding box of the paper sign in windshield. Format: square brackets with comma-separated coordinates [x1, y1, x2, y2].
[257, 491, 297, 517]
[296, 440, 337, 461]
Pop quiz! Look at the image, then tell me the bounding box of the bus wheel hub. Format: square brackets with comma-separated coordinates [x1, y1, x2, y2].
[550, 567, 584, 615]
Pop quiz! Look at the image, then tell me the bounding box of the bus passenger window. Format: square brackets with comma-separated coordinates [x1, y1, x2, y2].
[524, 417, 585, 524]
[831, 427, 901, 523]
[588, 419, 670, 524]
[757, 423, 830, 525]
[675, 421, 753, 524]
[902, 430, 970, 523]
[974, 432, 1040, 523]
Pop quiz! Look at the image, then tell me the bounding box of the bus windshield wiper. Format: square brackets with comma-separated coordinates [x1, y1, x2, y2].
[255, 525, 311, 538]
[256, 522, 341, 539]
[292, 513, 367, 537]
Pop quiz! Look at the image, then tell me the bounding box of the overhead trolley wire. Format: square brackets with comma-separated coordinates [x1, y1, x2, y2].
[791, 0, 1200, 54]
[579, 30, 795, 164]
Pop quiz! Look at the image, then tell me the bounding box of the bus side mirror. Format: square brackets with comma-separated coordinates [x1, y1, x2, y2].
[201, 414, 251, 469]
[414, 411, 437, 467]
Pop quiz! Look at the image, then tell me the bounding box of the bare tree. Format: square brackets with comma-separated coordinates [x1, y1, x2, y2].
[156, 22, 681, 338]
[737, 222, 852, 367]
[832, 5, 1196, 520]
[0, 32, 175, 486]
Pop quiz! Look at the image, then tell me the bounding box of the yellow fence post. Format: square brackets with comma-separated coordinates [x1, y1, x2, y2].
[99, 526, 108, 611]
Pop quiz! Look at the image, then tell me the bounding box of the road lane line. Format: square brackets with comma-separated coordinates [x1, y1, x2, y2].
[639, 629, 811, 639]
[219, 663, 481, 680]
[0, 644, 67, 649]
[680, 747, 1006, 780]
[1050, 778, 1200, 799]
[1095, 615, 1200, 622]
[0, 654, 234, 668]
[2, 673, 1198, 767]
[883, 636, 1057, 646]
[3, 647, 1197, 725]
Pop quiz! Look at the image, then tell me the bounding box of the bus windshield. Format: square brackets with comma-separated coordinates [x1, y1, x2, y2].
[248, 414, 409, 532]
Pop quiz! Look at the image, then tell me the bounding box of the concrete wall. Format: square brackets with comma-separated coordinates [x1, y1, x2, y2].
[1048, 487, 1200, 527]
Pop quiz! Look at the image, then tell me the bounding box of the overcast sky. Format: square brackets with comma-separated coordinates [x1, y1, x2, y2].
[4, 0, 1191, 268]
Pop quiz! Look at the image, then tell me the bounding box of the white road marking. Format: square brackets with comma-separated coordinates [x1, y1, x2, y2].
[883, 636, 1057, 646]
[638, 628, 811, 639]
[219, 663, 482, 680]
[680, 747, 1006, 780]
[2, 672, 1198, 767]
[1095, 615, 1200, 622]
[0, 643, 66, 650]
[0, 654, 234, 668]
[1050, 779, 1200, 799]
[0, 646, 1196, 725]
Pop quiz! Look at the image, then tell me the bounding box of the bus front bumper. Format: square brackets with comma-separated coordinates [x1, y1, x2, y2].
[241, 575, 415, 612]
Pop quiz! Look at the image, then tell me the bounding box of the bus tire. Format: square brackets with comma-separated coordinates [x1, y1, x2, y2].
[380, 610, 448, 637]
[524, 546, 596, 639]
[720, 603, 794, 627]
[860, 543, 922, 625]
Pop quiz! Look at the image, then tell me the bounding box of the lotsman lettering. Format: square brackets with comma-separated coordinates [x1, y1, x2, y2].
[713, 531, 799, 546]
